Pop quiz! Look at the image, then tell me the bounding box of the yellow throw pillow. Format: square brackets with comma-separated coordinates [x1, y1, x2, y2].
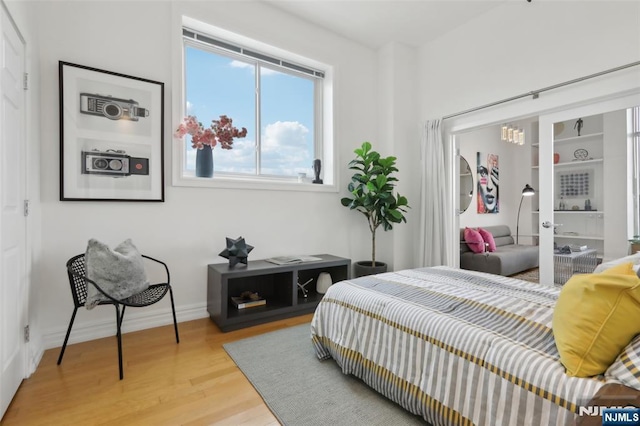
[553, 262, 640, 377]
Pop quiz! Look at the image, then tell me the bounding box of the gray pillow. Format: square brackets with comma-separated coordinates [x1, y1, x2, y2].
[84, 239, 149, 309]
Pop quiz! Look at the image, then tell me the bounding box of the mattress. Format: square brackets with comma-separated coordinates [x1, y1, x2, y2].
[310, 266, 612, 425]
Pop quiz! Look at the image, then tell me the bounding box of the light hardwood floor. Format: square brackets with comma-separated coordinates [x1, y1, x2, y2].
[1, 314, 314, 426]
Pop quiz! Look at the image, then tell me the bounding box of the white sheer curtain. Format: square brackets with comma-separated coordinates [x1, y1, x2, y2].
[419, 119, 451, 266]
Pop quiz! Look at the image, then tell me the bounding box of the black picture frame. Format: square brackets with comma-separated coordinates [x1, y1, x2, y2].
[59, 61, 164, 201]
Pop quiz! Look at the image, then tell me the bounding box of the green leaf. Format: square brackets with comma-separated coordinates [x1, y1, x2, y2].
[377, 157, 396, 168]
[389, 210, 403, 220]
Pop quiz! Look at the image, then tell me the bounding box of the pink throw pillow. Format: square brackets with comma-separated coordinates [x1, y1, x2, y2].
[477, 227, 497, 252]
[464, 227, 485, 253]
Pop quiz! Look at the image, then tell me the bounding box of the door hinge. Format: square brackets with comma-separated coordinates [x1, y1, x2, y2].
[24, 325, 30, 342]
[23, 200, 29, 217]
[23, 72, 28, 90]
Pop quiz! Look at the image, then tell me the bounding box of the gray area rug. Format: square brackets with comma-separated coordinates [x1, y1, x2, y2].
[223, 323, 425, 425]
[509, 267, 539, 283]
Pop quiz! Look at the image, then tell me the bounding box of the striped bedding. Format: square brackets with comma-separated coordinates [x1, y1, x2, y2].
[310, 266, 614, 426]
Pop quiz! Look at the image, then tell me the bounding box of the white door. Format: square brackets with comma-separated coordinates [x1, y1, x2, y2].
[0, 3, 26, 420]
[538, 93, 640, 285]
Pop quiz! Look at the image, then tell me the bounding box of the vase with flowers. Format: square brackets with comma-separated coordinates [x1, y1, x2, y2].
[174, 115, 247, 177]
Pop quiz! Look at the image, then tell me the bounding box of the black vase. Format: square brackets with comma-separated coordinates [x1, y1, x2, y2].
[195, 145, 213, 178]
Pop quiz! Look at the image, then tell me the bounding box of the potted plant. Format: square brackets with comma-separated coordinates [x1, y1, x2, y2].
[341, 141, 409, 277]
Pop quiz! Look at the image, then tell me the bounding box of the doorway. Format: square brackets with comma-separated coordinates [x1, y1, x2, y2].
[0, 2, 28, 420]
[538, 94, 640, 284]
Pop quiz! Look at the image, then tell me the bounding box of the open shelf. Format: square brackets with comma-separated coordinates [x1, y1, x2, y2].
[207, 254, 351, 332]
[554, 158, 603, 168]
[554, 132, 603, 144]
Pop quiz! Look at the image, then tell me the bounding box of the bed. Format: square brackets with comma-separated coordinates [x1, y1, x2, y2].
[310, 266, 640, 426]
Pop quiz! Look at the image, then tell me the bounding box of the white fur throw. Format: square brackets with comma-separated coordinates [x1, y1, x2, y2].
[84, 239, 149, 310]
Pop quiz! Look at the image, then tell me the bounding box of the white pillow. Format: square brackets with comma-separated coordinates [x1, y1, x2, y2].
[594, 252, 640, 273]
[84, 239, 149, 309]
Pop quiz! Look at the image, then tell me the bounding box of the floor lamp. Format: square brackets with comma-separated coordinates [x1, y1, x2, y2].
[516, 184, 536, 245]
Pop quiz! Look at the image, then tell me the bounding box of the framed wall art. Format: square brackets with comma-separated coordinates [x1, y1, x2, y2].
[476, 151, 499, 214]
[556, 169, 593, 199]
[59, 61, 164, 201]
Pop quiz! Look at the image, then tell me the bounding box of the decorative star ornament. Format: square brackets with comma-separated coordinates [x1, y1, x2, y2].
[219, 236, 254, 267]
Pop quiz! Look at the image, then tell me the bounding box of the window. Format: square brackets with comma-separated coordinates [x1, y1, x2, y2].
[178, 25, 332, 188]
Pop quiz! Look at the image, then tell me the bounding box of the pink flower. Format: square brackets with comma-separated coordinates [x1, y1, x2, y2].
[174, 115, 247, 150]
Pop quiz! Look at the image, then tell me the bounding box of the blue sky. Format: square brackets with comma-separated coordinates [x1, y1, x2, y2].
[184, 45, 315, 178]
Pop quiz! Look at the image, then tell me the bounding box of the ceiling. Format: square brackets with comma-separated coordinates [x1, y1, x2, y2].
[263, 1, 509, 49]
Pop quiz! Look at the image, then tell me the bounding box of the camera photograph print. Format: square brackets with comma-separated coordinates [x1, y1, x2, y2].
[59, 61, 164, 201]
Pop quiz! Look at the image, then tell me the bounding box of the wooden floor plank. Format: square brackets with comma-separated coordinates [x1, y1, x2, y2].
[1, 314, 314, 425]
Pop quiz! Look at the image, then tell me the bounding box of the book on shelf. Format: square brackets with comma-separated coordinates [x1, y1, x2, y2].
[265, 255, 323, 265]
[231, 296, 266, 309]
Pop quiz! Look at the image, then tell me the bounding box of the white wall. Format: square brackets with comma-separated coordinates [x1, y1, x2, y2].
[377, 42, 420, 271]
[419, 1, 640, 121]
[31, 0, 382, 349]
[459, 126, 519, 226]
[457, 120, 535, 240]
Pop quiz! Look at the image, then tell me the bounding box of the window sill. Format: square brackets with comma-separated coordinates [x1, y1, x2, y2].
[172, 174, 337, 193]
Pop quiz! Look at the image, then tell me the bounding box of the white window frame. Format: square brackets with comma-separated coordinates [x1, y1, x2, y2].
[632, 106, 640, 237]
[172, 16, 336, 192]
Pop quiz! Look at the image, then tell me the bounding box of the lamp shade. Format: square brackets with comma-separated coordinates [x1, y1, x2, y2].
[522, 184, 535, 196]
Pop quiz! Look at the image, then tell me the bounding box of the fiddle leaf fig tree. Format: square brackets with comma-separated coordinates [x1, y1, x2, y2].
[340, 141, 409, 266]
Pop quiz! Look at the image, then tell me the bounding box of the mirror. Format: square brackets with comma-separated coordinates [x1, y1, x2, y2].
[459, 156, 473, 213]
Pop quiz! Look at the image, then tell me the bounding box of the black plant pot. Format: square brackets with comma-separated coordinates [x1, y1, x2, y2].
[353, 261, 388, 278]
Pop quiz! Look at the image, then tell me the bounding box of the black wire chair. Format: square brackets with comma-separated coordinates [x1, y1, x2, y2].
[57, 253, 179, 379]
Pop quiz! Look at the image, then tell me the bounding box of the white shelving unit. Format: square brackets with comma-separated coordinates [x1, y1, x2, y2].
[531, 116, 605, 257]
[554, 117, 604, 256]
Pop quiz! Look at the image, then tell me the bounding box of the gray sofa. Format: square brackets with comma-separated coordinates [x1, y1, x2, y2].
[460, 225, 539, 276]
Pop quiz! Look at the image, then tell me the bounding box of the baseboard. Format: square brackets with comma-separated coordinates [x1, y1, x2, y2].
[42, 302, 209, 350]
[27, 335, 44, 377]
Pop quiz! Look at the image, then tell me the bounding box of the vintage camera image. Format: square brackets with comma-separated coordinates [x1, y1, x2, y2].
[74, 77, 153, 137]
[81, 149, 149, 177]
[80, 93, 149, 121]
[73, 138, 153, 192]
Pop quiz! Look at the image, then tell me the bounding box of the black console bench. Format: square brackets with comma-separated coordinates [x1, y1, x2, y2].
[207, 254, 350, 331]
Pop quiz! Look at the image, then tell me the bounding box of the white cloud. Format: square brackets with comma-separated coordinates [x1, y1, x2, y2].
[260, 121, 313, 175]
[263, 121, 309, 149]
